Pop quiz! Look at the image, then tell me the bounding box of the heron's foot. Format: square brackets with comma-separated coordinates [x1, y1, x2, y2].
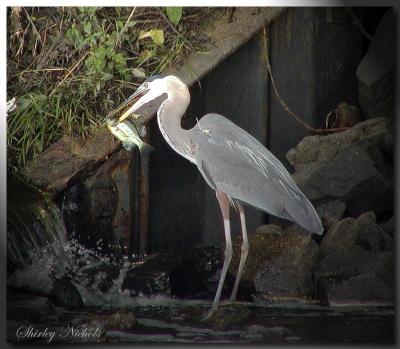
[200, 306, 218, 322]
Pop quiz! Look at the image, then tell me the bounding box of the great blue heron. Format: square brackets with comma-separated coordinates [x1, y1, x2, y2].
[109, 75, 323, 320]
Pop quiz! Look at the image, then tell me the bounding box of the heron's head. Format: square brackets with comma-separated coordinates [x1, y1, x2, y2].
[107, 75, 187, 125]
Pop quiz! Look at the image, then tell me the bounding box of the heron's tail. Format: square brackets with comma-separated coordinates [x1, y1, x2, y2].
[283, 193, 323, 235]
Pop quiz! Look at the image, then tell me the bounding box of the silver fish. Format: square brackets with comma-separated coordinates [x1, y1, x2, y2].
[106, 117, 153, 154]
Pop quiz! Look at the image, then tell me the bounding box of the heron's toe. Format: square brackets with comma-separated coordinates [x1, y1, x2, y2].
[200, 307, 217, 322]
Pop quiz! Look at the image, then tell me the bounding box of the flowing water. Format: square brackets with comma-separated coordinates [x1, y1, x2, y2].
[6, 181, 395, 344]
[7, 291, 394, 344]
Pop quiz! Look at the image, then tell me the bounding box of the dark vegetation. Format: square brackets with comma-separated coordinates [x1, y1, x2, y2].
[7, 7, 220, 171]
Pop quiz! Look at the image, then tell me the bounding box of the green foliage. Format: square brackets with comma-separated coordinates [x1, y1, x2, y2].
[7, 91, 96, 167]
[138, 29, 164, 46]
[7, 7, 211, 171]
[65, 16, 130, 97]
[166, 7, 183, 26]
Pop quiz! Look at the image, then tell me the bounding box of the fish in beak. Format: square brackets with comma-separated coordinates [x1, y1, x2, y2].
[107, 118, 154, 154]
[106, 84, 150, 126]
[105, 83, 154, 153]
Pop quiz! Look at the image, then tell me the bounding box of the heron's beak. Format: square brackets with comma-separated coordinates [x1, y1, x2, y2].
[106, 86, 149, 126]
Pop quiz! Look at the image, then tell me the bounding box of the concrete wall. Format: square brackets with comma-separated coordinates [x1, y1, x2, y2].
[148, 32, 268, 251]
[147, 7, 365, 252]
[268, 7, 363, 170]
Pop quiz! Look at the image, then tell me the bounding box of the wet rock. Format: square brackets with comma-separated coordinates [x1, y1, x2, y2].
[209, 304, 251, 330]
[106, 311, 136, 330]
[49, 276, 83, 310]
[230, 225, 319, 301]
[92, 310, 136, 331]
[356, 9, 394, 119]
[7, 256, 54, 296]
[62, 149, 137, 257]
[122, 258, 170, 296]
[21, 127, 120, 193]
[316, 200, 346, 231]
[245, 324, 290, 340]
[192, 246, 225, 279]
[315, 213, 394, 305]
[293, 144, 392, 217]
[170, 257, 207, 297]
[80, 261, 120, 293]
[122, 246, 223, 298]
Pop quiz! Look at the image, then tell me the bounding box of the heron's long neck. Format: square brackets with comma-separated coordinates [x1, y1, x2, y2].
[157, 87, 194, 162]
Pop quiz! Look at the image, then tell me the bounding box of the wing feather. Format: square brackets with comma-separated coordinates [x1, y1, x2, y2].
[192, 114, 323, 234]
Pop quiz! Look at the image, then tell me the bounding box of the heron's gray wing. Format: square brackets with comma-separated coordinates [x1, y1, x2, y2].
[196, 144, 290, 217]
[193, 114, 323, 235]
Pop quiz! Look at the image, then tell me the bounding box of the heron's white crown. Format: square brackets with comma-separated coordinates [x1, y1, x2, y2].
[127, 75, 189, 115]
[151, 75, 189, 99]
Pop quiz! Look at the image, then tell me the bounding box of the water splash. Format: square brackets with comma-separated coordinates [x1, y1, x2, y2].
[7, 184, 146, 307]
[7, 182, 73, 292]
[7, 194, 69, 271]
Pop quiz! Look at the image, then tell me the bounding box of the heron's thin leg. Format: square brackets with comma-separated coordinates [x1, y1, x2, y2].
[230, 203, 249, 301]
[202, 190, 232, 321]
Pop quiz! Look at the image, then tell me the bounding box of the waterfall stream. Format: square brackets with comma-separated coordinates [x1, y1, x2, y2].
[6, 179, 394, 344]
[7, 181, 71, 293]
[7, 179, 135, 305]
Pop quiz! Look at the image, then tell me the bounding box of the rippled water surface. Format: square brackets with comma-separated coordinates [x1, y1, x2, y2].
[6, 184, 395, 344]
[7, 291, 394, 344]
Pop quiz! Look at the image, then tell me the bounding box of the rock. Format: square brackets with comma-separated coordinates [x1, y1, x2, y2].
[321, 218, 359, 254]
[356, 225, 387, 252]
[315, 213, 394, 305]
[80, 261, 120, 293]
[245, 324, 290, 340]
[380, 216, 394, 236]
[170, 257, 208, 298]
[286, 117, 393, 174]
[328, 102, 362, 128]
[208, 304, 251, 330]
[21, 127, 120, 193]
[336, 102, 362, 127]
[315, 248, 394, 305]
[62, 149, 137, 257]
[294, 144, 392, 217]
[100, 310, 136, 331]
[122, 246, 223, 298]
[49, 276, 83, 310]
[229, 225, 319, 301]
[186, 246, 224, 279]
[7, 256, 54, 296]
[255, 224, 283, 235]
[122, 258, 171, 296]
[316, 200, 346, 231]
[356, 9, 394, 119]
[320, 212, 389, 255]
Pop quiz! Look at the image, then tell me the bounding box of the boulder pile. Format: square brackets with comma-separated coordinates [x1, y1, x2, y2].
[226, 117, 394, 306]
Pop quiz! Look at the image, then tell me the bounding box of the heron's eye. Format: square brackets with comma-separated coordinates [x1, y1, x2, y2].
[143, 83, 149, 89]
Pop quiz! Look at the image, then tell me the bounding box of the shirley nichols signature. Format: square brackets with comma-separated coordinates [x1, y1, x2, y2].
[16, 325, 102, 343]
